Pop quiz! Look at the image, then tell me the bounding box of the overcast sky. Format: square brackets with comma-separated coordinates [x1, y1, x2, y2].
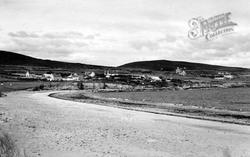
[0, 0, 250, 67]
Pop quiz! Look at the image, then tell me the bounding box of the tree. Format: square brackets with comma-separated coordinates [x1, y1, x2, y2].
[77, 82, 84, 90]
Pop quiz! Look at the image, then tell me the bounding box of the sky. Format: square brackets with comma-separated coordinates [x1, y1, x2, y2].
[0, 0, 250, 67]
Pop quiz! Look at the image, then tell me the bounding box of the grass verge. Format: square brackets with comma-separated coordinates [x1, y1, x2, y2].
[50, 91, 250, 126]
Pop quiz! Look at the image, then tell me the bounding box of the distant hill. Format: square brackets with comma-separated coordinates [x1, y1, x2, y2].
[119, 60, 250, 72]
[0, 50, 106, 69]
[1, 50, 249, 73]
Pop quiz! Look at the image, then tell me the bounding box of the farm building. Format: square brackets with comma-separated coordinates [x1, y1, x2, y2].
[176, 67, 187, 76]
[62, 73, 79, 81]
[43, 73, 54, 81]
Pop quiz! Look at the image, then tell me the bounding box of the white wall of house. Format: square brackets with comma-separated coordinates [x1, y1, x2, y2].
[43, 74, 54, 81]
[25, 71, 30, 78]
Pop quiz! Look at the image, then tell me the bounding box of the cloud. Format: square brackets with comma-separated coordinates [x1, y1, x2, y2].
[43, 32, 84, 39]
[3, 31, 95, 62]
[0, 21, 247, 68]
[181, 33, 250, 67]
[4, 30, 250, 67]
[0, 0, 250, 68]
[127, 32, 250, 68]
[8, 31, 101, 40]
[8, 31, 39, 38]
[84, 34, 100, 40]
[130, 40, 159, 51]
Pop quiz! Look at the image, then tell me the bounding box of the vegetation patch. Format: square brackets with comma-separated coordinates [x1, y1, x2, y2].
[32, 84, 45, 91]
[95, 88, 250, 112]
[50, 90, 250, 125]
[0, 131, 21, 157]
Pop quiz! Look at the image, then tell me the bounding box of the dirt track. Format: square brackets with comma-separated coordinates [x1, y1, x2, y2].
[0, 91, 250, 157]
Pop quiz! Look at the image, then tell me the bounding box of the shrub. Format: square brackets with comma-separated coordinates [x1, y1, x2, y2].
[171, 79, 183, 87]
[77, 82, 84, 90]
[32, 84, 45, 91]
[0, 131, 20, 157]
[103, 82, 108, 89]
[39, 84, 44, 90]
[0, 92, 5, 97]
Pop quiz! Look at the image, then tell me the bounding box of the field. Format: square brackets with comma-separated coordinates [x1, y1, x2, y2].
[95, 88, 250, 112]
[0, 81, 46, 92]
[0, 81, 79, 92]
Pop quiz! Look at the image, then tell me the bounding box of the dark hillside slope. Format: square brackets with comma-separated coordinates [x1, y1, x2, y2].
[119, 60, 249, 72]
[0, 50, 106, 69]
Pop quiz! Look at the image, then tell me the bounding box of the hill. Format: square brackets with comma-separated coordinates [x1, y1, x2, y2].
[0, 50, 106, 69]
[1, 50, 249, 73]
[119, 60, 250, 72]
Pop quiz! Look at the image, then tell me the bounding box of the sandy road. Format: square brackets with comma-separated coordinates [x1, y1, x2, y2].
[0, 91, 250, 157]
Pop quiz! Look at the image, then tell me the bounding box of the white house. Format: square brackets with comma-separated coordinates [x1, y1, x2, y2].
[147, 75, 161, 82]
[176, 67, 186, 76]
[43, 73, 54, 81]
[224, 74, 234, 79]
[89, 72, 95, 78]
[217, 72, 234, 80]
[62, 73, 79, 81]
[25, 71, 30, 78]
[214, 77, 224, 80]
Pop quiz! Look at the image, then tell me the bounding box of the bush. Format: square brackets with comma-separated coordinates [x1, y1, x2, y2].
[103, 82, 108, 89]
[0, 131, 20, 157]
[0, 92, 5, 97]
[77, 82, 84, 90]
[171, 79, 183, 87]
[39, 84, 44, 90]
[32, 84, 45, 91]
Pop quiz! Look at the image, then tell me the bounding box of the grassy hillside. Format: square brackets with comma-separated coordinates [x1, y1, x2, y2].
[1, 50, 250, 74]
[119, 60, 250, 72]
[0, 50, 106, 69]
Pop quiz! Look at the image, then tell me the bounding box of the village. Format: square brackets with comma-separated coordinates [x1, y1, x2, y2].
[11, 69, 164, 84]
[4, 66, 240, 91]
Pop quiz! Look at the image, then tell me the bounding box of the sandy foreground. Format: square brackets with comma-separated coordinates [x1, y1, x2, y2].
[0, 91, 250, 157]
